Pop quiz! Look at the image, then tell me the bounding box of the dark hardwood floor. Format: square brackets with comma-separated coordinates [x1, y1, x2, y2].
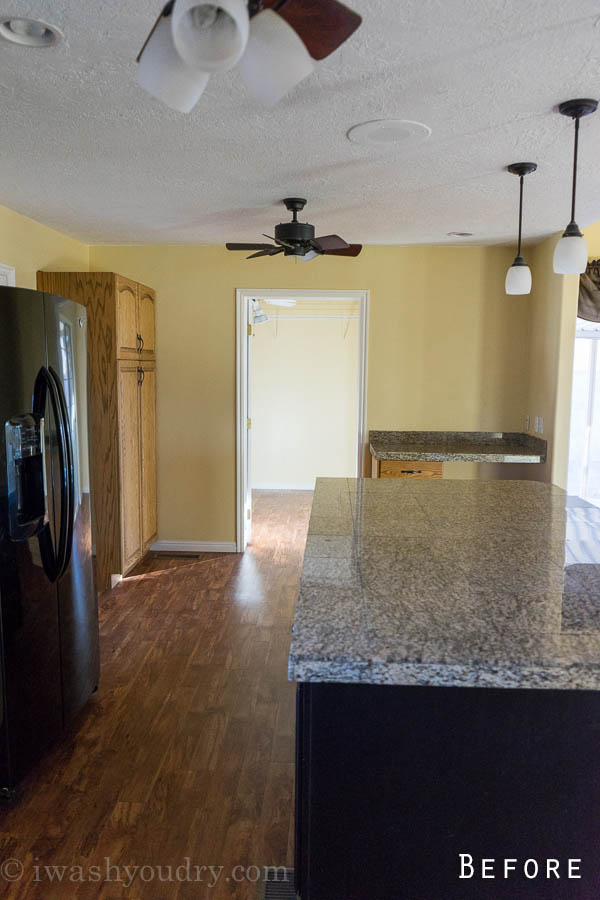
[0, 490, 313, 899]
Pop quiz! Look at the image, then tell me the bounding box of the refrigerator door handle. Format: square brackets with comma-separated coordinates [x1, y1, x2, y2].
[33, 366, 69, 581]
[48, 366, 74, 577]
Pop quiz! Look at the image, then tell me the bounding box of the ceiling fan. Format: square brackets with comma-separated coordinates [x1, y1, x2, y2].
[226, 198, 363, 260]
[137, 0, 362, 113]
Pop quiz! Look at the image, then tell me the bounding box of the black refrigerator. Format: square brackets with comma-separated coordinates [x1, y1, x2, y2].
[0, 286, 99, 797]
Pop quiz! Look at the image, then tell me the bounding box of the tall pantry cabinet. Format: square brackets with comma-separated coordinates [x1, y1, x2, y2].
[37, 271, 158, 590]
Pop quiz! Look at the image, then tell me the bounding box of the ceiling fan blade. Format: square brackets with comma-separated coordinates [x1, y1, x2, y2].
[322, 244, 363, 257]
[226, 243, 275, 251]
[247, 247, 285, 259]
[262, 233, 295, 250]
[314, 234, 350, 251]
[263, 0, 362, 61]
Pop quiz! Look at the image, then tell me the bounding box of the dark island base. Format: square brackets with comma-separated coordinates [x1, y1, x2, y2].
[295, 682, 600, 900]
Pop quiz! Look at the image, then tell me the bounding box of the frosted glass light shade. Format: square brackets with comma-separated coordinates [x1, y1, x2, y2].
[136, 14, 209, 113]
[553, 233, 588, 274]
[238, 9, 314, 106]
[171, 0, 249, 73]
[301, 249, 320, 262]
[505, 260, 532, 295]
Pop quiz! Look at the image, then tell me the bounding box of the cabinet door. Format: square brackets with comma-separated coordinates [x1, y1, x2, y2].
[139, 362, 157, 550]
[118, 362, 143, 572]
[138, 284, 156, 359]
[116, 276, 139, 359]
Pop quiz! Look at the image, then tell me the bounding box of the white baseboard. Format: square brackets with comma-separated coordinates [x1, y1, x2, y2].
[150, 540, 238, 554]
[252, 482, 316, 491]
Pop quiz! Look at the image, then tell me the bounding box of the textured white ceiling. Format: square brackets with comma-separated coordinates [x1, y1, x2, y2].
[0, 0, 599, 245]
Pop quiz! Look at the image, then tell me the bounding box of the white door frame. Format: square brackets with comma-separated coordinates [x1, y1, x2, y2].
[236, 288, 369, 552]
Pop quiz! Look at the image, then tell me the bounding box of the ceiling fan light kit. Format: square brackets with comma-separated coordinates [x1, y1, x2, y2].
[505, 162, 536, 296]
[553, 98, 598, 275]
[171, 0, 249, 72]
[136, 6, 210, 113]
[238, 9, 314, 106]
[137, 0, 362, 111]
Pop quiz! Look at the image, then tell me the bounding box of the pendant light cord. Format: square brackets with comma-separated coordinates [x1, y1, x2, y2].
[571, 116, 579, 225]
[517, 174, 524, 257]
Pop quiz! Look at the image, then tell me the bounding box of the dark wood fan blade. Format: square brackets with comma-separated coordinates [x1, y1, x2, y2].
[226, 243, 275, 251]
[322, 244, 363, 257]
[247, 247, 285, 259]
[314, 234, 350, 251]
[263, 0, 362, 61]
[262, 233, 295, 250]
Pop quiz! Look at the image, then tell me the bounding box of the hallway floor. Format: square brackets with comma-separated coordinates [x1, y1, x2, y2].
[0, 490, 313, 899]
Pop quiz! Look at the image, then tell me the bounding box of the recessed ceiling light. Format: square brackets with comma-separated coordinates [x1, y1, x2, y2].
[347, 119, 431, 146]
[0, 17, 62, 47]
[447, 231, 473, 237]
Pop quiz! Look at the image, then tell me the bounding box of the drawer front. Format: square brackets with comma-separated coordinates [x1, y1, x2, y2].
[379, 459, 443, 479]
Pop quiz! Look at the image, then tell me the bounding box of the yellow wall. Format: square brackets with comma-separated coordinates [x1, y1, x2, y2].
[89, 242, 527, 542]
[525, 234, 579, 488]
[0, 203, 88, 288]
[584, 222, 600, 258]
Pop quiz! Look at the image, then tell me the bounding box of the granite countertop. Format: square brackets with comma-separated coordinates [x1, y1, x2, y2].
[288, 478, 600, 690]
[369, 430, 547, 463]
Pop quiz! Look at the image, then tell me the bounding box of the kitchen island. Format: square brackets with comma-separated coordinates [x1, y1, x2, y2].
[290, 478, 600, 899]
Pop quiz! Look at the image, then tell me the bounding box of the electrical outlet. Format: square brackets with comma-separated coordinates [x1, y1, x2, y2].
[539, 416, 544, 434]
[525, 415, 530, 432]
[534, 416, 539, 433]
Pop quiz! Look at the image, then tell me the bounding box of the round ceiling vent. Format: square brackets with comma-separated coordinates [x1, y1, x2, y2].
[347, 119, 432, 146]
[0, 17, 63, 47]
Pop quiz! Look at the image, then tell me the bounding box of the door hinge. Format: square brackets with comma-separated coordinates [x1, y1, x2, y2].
[247, 324, 252, 336]
[246, 417, 252, 429]
[247, 509, 251, 520]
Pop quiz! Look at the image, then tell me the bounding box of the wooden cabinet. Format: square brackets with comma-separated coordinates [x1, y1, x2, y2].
[139, 361, 157, 549]
[118, 361, 143, 571]
[372, 457, 443, 479]
[117, 276, 156, 360]
[138, 284, 156, 359]
[37, 270, 158, 589]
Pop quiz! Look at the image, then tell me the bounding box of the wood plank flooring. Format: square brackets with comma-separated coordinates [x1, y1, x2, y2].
[0, 490, 313, 899]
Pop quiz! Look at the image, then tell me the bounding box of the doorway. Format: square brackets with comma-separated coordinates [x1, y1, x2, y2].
[236, 289, 369, 551]
[567, 317, 600, 505]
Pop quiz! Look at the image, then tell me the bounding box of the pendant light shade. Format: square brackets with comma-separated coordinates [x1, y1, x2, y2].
[553, 98, 598, 275]
[238, 9, 314, 106]
[505, 162, 536, 296]
[136, 7, 209, 112]
[553, 228, 589, 275]
[171, 0, 249, 73]
[505, 259, 532, 295]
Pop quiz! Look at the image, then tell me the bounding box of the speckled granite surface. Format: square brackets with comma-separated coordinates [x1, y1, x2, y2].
[288, 478, 600, 689]
[369, 431, 547, 463]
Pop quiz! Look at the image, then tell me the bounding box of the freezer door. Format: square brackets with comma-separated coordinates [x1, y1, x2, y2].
[44, 294, 99, 726]
[0, 287, 63, 793]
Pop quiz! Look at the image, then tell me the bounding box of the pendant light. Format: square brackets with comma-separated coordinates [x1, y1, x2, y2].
[553, 98, 598, 275]
[505, 162, 537, 295]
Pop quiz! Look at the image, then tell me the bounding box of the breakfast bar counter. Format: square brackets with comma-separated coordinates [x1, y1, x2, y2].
[369, 430, 547, 478]
[290, 478, 600, 900]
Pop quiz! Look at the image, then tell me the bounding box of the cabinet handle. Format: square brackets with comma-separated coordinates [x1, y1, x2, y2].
[137, 366, 144, 386]
[136, 333, 142, 353]
[140, 335, 144, 352]
[401, 469, 422, 474]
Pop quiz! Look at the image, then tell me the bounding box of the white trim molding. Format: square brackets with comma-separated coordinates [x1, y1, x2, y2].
[150, 540, 238, 553]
